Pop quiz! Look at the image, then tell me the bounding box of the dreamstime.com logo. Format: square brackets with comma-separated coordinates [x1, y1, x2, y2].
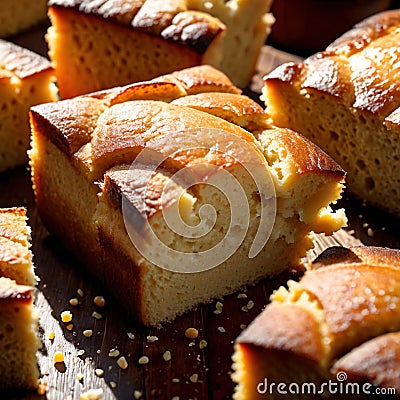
[257, 372, 398, 396]
[122, 128, 277, 273]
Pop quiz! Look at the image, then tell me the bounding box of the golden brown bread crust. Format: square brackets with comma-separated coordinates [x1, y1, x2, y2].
[48, 0, 225, 55]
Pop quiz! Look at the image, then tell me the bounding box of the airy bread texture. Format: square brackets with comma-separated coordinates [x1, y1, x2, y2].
[0, 40, 58, 173]
[263, 10, 400, 217]
[0, 0, 47, 38]
[0, 208, 40, 389]
[46, 0, 274, 98]
[29, 66, 346, 326]
[232, 246, 400, 399]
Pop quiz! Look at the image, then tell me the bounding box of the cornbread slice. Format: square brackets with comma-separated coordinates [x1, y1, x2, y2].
[0, 208, 39, 389]
[0, 40, 58, 173]
[232, 246, 400, 399]
[29, 65, 346, 326]
[0, 0, 47, 38]
[263, 10, 400, 216]
[46, 0, 274, 98]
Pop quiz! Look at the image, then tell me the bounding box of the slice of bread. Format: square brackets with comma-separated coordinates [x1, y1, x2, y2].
[233, 246, 400, 399]
[263, 10, 400, 216]
[29, 65, 346, 326]
[0, 208, 40, 389]
[46, 0, 274, 98]
[0, 40, 58, 173]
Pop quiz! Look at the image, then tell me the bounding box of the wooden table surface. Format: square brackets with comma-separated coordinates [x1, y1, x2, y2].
[1, 28, 400, 400]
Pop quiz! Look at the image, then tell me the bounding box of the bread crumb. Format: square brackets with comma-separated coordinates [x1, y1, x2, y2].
[240, 324, 247, 330]
[110, 381, 117, 389]
[172, 397, 180, 400]
[83, 329, 93, 338]
[133, 390, 143, 399]
[61, 310, 72, 323]
[172, 378, 180, 383]
[95, 368, 104, 377]
[127, 332, 135, 340]
[146, 335, 158, 343]
[69, 298, 79, 306]
[163, 350, 172, 362]
[77, 349, 85, 356]
[138, 355, 149, 365]
[108, 348, 120, 357]
[80, 388, 103, 400]
[246, 300, 254, 310]
[53, 351, 64, 363]
[66, 323, 74, 331]
[117, 356, 129, 369]
[92, 311, 102, 320]
[237, 293, 247, 299]
[199, 340, 207, 349]
[93, 296, 105, 307]
[189, 373, 199, 383]
[217, 326, 226, 333]
[77, 288, 84, 297]
[48, 331, 55, 340]
[185, 327, 199, 339]
[77, 372, 84, 382]
[362, 222, 369, 228]
[367, 228, 374, 237]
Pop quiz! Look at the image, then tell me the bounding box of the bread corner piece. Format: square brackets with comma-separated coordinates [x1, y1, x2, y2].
[263, 9, 400, 217]
[29, 65, 346, 326]
[232, 246, 400, 399]
[0, 39, 58, 173]
[47, 0, 274, 98]
[0, 207, 40, 390]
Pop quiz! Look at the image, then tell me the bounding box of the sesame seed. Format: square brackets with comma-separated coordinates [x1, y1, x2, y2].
[146, 335, 158, 343]
[110, 381, 117, 389]
[367, 228, 374, 237]
[127, 332, 135, 340]
[217, 326, 226, 333]
[172, 378, 180, 383]
[199, 340, 207, 349]
[77, 288, 84, 297]
[246, 300, 254, 310]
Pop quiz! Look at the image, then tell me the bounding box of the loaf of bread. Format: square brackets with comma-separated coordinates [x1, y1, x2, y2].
[263, 10, 400, 217]
[232, 245, 400, 399]
[29, 65, 346, 326]
[0, 0, 47, 38]
[0, 40, 58, 173]
[46, 0, 274, 98]
[0, 208, 40, 389]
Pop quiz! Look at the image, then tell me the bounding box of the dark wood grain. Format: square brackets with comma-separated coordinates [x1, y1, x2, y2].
[1, 30, 400, 400]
